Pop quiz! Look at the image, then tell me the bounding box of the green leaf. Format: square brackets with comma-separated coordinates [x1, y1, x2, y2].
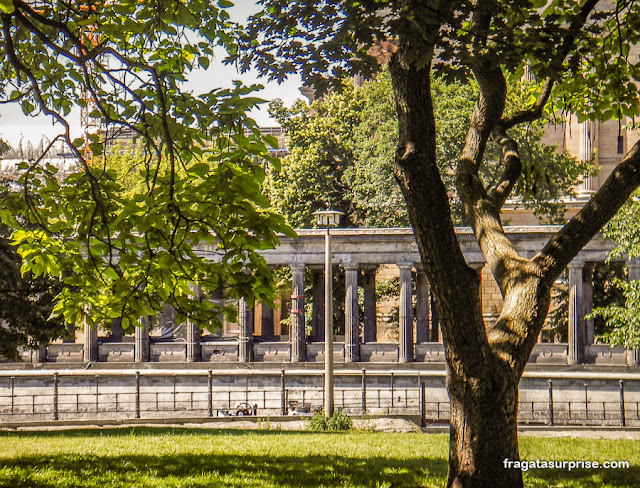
[0, 0, 14, 14]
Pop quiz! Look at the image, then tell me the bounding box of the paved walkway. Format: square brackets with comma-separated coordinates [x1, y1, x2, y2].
[2, 416, 640, 438]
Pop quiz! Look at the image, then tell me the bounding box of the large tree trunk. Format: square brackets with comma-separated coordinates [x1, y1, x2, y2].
[386, 3, 640, 487]
[389, 36, 528, 488]
[446, 360, 522, 488]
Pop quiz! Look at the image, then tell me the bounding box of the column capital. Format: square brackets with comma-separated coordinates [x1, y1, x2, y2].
[397, 262, 414, 270]
[468, 262, 485, 272]
[627, 259, 640, 269]
[289, 263, 307, 272]
[343, 262, 360, 271]
[568, 259, 586, 270]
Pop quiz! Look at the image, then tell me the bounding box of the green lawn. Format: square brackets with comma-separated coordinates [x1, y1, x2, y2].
[0, 427, 637, 487]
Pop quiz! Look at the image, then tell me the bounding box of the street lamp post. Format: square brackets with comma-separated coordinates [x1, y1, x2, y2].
[312, 209, 344, 418]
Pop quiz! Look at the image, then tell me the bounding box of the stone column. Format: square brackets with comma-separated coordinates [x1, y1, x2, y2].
[261, 302, 275, 338]
[398, 263, 414, 363]
[362, 266, 377, 343]
[568, 260, 585, 364]
[290, 264, 306, 362]
[83, 313, 98, 363]
[36, 344, 48, 363]
[583, 265, 595, 346]
[186, 283, 201, 362]
[160, 304, 179, 339]
[430, 293, 441, 342]
[238, 298, 253, 362]
[344, 263, 360, 362]
[135, 315, 150, 362]
[111, 318, 125, 342]
[415, 266, 430, 344]
[311, 268, 325, 341]
[627, 260, 640, 365]
[578, 120, 596, 198]
[63, 322, 75, 343]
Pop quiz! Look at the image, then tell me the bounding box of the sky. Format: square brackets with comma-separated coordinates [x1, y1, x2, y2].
[0, 1, 302, 147]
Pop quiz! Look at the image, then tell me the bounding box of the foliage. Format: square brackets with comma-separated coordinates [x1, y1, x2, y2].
[307, 409, 353, 432]
[0, 1, 294, 331]
[547, 263, 626, 345]
[545, 270, 568, 343]
[589, 278, 640, 349]
[102, 142, 150, 197]
[0, 200, 67, 360]
[498, 82, 597, 224]
[601, 189, 640, 262]
[267, 91, 361, 228]
[0, 138, 9, 157]
[236, 1, 640, 122]
[0, 129, 66, 359]
[589, 195, 640, 348]
[269, 70, 593, 229]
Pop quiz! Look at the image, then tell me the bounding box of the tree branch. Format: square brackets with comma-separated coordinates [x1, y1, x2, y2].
[537, 139, 640, 283]
[500, 0, 600, 130]
[454, 60, 522, 297]
[488, 124, 522, 208]
[501, 79, 553, 129]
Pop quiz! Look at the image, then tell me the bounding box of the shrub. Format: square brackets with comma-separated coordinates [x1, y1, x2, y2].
[307, 409, 352, 431]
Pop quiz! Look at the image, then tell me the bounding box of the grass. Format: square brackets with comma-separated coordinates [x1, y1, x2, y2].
[0, 428, 637, 487]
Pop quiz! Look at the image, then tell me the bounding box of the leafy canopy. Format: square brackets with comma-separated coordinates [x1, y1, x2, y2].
[268, 70, 592, 228]
[0, 0, 293, 331]
[233, 0, 640, 122]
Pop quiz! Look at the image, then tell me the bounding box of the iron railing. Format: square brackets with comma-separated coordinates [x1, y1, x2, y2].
[0, 370, 638, 427]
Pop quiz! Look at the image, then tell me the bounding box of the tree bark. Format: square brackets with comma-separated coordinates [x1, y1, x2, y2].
[447, 364, 522, 488]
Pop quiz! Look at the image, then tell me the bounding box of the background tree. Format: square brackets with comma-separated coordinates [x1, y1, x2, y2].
[0, 216, 67, 360]
[1, 137, 66, 359]
[237, 1, 640, 487]
[269, 70, 591, 229]
[589, 190, 640, 349]
[0, 0, 292, 336]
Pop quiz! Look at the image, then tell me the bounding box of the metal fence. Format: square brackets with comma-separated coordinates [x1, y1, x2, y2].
[0, 370, 638, 427]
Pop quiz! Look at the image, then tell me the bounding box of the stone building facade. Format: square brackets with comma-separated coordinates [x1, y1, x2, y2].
[12, 226, 637, 368]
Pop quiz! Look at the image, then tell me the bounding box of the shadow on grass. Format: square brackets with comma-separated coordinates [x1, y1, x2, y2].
[0, 451, 447, 488]
[0, 427, 448, 487]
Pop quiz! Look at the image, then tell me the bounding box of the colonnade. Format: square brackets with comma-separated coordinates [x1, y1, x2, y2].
[567, 258, 640, 366]
[45, 228, 640, 366]
[74, 258, 640, 365]
[77, 261, 440, 363]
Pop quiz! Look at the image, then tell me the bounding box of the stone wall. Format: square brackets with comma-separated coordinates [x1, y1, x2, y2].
[1, 369, 638, 427]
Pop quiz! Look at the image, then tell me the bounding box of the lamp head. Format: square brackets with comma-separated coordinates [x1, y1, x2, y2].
[311, 209, 344, 227]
